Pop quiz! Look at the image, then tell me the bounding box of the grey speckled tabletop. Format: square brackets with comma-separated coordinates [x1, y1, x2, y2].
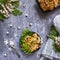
[0, 0, 60, 60]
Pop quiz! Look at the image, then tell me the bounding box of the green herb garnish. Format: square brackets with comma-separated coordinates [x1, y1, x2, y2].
[47, 35, 55, 41]
[0, 15, 4, 20]
[47, 25, 60, 53]
[50, 26, 59, 36]
[21, 43, 31, 54]
[11, 1, 19, 7]
[53, 43, 60, 52]
[0, 13, 5, 21]
[47, 25, 59, 41]
[12, 8, 22, 16]
[20, 28, 33, 54]
[0, 0, 22, 21]
[0, 0, 8, 4]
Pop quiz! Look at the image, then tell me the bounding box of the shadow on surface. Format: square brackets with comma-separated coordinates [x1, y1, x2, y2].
[34, 0, 60, 20]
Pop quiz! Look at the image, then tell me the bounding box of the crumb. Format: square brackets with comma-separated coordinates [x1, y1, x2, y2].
[8, 47, 12, 51]
[4, 39, 8, 45]
[25, 14, 28, 17]
[3, 53, 7, 57]
[9, 24, 13, 28]
[9, 41, 14, 47]
[29, 23, 33, 26]
[23, 4, 26, 8]
[17, 26, 21, 30]
[6, 31, 9, 35]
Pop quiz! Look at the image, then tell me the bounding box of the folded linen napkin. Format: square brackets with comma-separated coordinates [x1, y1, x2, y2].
[41, 39, 60, 60]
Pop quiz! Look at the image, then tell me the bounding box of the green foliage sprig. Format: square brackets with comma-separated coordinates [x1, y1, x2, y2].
[47, 25, 60, 53]
[20, 28, 33, 54]
[0, 0, 22, 21]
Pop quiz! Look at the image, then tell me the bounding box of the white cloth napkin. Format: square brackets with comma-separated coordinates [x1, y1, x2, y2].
[41, 39, 60, 60]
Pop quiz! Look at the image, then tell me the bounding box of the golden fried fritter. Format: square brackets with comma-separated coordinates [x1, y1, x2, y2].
[38, 0, 59, 11]
[25, 33, 41, 52]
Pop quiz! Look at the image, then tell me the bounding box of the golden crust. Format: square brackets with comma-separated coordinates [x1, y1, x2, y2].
[58, 0, 60, 4]
[24, 33, 41, 52]
[38, 0, 59, 11]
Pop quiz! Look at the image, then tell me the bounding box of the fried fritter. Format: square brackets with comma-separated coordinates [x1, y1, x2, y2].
[24, 33, 41, 52]
[38, 0, 59, 11]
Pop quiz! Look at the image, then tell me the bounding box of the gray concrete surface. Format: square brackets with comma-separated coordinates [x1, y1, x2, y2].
[0, 0, 60, 60]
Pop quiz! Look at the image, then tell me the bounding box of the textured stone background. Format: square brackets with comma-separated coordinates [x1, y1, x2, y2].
[0, 0, 60, 60]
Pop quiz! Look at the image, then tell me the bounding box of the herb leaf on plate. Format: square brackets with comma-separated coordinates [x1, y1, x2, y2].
[50, 26, 59, 36]
[0, 0, 7, 4]
[12, 8, 22, 16]
[11, 1, 19, 7]
[47, 25, 60, 53]
[0, 0, 22, 21]
[0, 13, 5, 21]
[53, 43, 60, 52]
[20, 28, 33, 54]
[47, 25, 59, 40]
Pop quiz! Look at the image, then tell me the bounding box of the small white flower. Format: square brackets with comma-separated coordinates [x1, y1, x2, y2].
[55, 37, 57, 41]
[4, 39, 8, 45]
[3, 53, 7, 57]
[6, 31, 9, 35]
[57, 43, 60, 45]
[17, 26, 20, 30]
[8, 47, 12, 51]
[9, 41, 14, 47]
[55, 41, 58, 44]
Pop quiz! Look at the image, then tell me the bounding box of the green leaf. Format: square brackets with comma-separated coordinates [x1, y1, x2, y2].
[0, 5, 3, 9]
[0, 14, 5, 21]
[20, 28, 33, 54]
[47, 26, 59, 40]
[12, 8, 22, 16]
[47, 25, 60, 53]
[11, 1, 19, 7]
[53, 43, 60, 52]
[21, 28, 33, 37]
[21, 43, 31, 54]
[21, 28, 29, 36]
[50, 26, 59, 36]
[0, 0, 8, 4]
[20, 28, 30, 45]
[47, 35, 55, 40]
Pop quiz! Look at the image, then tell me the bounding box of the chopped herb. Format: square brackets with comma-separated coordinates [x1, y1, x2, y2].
[50, 26, 59, 36]
[0, 13, 5, 21]
[47, 25, 60, 53]
[53, 43, 60, 52]
[12, 8, 22, 16]
[0, 0, 22, 21]
[21, 28, 33, 37]
[47, 35, 55, 41]
[0, 0, 8, 4]
[20, 28, 33, 54]
[0, 5, 3, 9]
[47, 25, 59, 40]
[20, 28, 33, 45]
[11, 1, 19, 7]
[21, 43, 31, 54]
